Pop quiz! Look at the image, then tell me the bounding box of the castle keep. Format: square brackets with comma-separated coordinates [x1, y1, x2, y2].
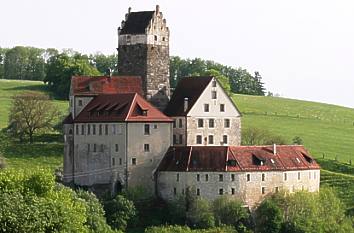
[63, 5, 320, 209]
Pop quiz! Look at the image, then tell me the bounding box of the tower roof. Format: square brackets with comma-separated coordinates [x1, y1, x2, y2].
[120, 11, 155, 35]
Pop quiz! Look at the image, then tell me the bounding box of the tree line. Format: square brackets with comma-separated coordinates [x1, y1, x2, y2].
[0, 46, 266, 99]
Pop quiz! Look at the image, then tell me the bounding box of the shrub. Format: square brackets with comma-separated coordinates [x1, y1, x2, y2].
[186, 198, 215, 229]
[255, 199, 283, 233]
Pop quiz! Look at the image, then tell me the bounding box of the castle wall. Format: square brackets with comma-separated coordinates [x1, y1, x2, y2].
[126, 122, 172, 195]
[157, 169, 320, 209]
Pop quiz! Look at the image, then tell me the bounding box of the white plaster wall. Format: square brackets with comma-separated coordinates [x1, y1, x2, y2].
[73, 96, 94, 118]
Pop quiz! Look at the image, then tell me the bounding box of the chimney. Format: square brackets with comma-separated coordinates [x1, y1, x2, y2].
[184, 98, 188, 112]
[156, 5, 160, 14]
[128, 7, 131, 13]
[273, 144, 277, 155]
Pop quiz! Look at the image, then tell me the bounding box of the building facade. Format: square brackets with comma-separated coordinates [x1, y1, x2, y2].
[164, 76, 242, 146]
[117, 5, 170, 111]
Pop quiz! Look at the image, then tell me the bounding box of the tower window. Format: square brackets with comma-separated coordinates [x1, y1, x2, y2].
[154, 35, 158, 41]
[208, 135, 214, 144]
[220, 104, 225, 112]
[144, 144, 150, 152]
[144, 124, 150, 135]
[231, 188, 235, 195]
[247, 174, 251, 182]
[209, 119, 215, 128]
[197, 119, 204, 128]
[162, 37, 165, 41]
[196, 188, 200, 196]
[262, 173, 265, 181]
[132, 158, 137, 165]
[212, 91, 217, 99]
[224, 119, 230, 128]
[219, 189, 223, 195]
[196, 135, 202, 144]
[204, 104, 209, 112]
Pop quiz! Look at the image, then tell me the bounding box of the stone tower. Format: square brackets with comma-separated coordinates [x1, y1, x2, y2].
[117, 5, 170, 111]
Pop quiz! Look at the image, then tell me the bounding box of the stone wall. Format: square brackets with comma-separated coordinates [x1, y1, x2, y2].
[157, 169, 320, 209]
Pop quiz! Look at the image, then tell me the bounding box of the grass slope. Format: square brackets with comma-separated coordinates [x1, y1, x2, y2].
[0, 79, 68, 170]
[233, 94, 354, 163]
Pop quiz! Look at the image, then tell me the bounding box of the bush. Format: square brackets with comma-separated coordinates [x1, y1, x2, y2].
[255, 199, 283, 233]
[145, 225, 238, 233]
[104, 194, 136, 231]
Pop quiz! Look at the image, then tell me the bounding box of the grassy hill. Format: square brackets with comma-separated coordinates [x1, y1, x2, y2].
[0, 79, 353, 213]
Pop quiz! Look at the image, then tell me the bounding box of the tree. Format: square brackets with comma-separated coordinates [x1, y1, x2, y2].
[8, 92, 59, 143]
[212, 197, 250, 233]
[292, 136, 303, 145]
[90, 53, 118, 75]
[255, 199, 283, 233]
[104, 195, 136, 231]
[0, 47, 9, 79]
[186, 197, 215, 229]
[44, 51, 101, 99]
[242, 127, 287, 145]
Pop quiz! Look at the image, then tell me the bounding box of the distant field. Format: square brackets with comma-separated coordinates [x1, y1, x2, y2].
[0, 79, 68, 170]
[233, 94, 354, 163]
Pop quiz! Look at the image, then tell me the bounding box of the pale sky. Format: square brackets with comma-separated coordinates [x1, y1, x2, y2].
[1, 0, 354, 108]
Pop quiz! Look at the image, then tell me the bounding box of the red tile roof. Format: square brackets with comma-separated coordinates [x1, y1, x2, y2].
[157, 145, 320, 172]
[164, 76, 213, 116]
[74, 93, 173, 123]
[71, 76, 143, 96]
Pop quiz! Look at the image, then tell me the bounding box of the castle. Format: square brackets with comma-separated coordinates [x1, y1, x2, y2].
[63, 5, 320, 208]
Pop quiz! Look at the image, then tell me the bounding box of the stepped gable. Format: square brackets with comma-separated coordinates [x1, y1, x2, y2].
[164, 76, 213, 116]
[74, 93, 172, 123]
[71, 76, 143, 96]
[157, 145, 320, 172]
[119, 11, 155, 35]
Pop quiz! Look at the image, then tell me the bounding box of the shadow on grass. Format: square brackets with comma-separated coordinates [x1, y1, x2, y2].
[2, 142, 63, 159]
[4, 84, 66, 101]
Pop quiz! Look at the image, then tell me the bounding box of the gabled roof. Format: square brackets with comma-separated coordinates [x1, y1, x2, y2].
[74, 93, 172, 123]
[157, 145, 320, 172]
[164, 76, 213, 116]
[120, 11, 155, 35]
[71, 76, 143, 96]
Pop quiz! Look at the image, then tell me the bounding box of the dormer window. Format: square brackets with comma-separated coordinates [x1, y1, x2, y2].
[142, 110, 148, 116]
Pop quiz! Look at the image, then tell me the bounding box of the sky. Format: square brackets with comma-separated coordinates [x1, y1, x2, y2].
[1, 0, 354, 108]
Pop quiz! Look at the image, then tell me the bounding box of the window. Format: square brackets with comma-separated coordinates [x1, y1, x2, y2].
[87, 144, 90, 152]
[81, 125, 85, 135]
[204, 104, 209, 112]
[99, 124, 102, 135]
[196, 174, 200, 182]
[173, 135, 177, 144]
[314, 171, 317, 179]
[93, 144, 97, 152]
[173, 120, 176, 128]
[112, 125, 116, 134]
[231, 188, 235, 195]
[220, 104, 225, 112]
[76, 125, 79, 135]
[205, 174, 209, 182]
[262, 173, 265, 181]
[209, 119, 215, 128]
[208, 135, 214, 144]
[144, 124, 150, 135]
[284, 173, 287, 181]
[298, 172, 301, 180]
[78, 99, 83, 106]
[69, 129, 73, 135]
[275, 187, 279, 193]
[247, 174, 251, 182]
[87, 124, 91, 135]
[197, 119, 204, 128]
[179, 134, 183, 144]
[105, 124, 108, 135]
[231, 174, 235, 181]
[112, 158, 115, 166]
[132, 158, 137, 165]
[223, 135, 228, 144]
[176, 173, 179, 182]
[262, 187, 266, 194]
[119, 158, 122, 165]
[196, 135, 202, 144]
[219, 189, 223, 195]
[173, 187, 177, 195]
[178, 119, 183, 128]
[144, 144, 150, 152]
[212, 91, 217, 99]
[224, 119, 230, 128]
[219, 174, 223, 182]
[309, 171, 311, 179]
[162, 37, 166, 41]
[212, 80, 217, 87]
[100, 144, 104, 152]
[115, 144, 119, 152]
[93, 124, 96, 135]
[154, 35, 158, 41]
[196, 188, 200, 196]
